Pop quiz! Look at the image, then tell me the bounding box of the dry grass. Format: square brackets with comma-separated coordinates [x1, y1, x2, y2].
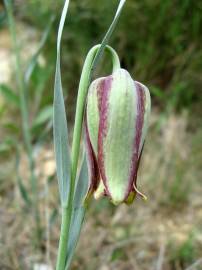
[1, 111, 202, 270]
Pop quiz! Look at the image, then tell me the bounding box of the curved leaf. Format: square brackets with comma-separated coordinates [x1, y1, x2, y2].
[53, 0, 71, 207]
[24, 15, 55, 84]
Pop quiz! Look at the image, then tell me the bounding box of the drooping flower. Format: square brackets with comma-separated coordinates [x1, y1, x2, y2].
[84, 68, 151, 205]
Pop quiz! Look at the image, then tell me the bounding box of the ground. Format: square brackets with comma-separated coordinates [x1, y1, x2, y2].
[1, 110, 202, 269]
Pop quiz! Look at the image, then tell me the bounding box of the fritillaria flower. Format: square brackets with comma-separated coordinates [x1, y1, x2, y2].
[85, 68, 151, 205]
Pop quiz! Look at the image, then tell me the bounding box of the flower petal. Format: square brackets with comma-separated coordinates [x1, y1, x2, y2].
[86, 77, 107, 155]
[84, 116, 100, 196]
[98, 69, 140, 204]
[85, 68, 151, 205]
[135, 81, 151, 157]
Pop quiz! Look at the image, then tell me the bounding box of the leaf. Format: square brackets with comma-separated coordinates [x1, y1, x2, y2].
[65, 155, 89, 270]
[150, 86, 165, 100]
[24, 15, 55, 84]
[0, 138, 18, 156]
[15, 148, 31, 206]
[3, 122, 19, 133]
[0, 142, 12, 153]
[0, 84, 20, 107]
[33, 105, 53, 127]
[53, 0, 71, 207]
[91, 0, 126, 73]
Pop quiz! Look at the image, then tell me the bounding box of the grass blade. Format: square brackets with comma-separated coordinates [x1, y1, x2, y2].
[16, 148, 31, 206]
[24, 15, 55, 84]
[33, 105, 53, 127]
[91, 0, 126, 73]
[53, 0, 71, 207]
[0, 84, 20, 107]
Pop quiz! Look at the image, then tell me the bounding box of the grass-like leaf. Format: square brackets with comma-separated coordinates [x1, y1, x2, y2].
[53, 0, 71, 207]
[91, 0, 126, 73]
[33, 105, 53, 127]
[16, 147, 31, 206]
[0, 84, 20, 107]
[24, 15, 55, 84]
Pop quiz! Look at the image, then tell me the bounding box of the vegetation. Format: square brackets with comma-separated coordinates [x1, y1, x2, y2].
[0, 0, 202, 269]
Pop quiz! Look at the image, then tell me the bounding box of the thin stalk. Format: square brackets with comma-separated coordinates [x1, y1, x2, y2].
[4, 0, 41, 244]
[56, 45, 120, 270]
[56, 207, 69, 269]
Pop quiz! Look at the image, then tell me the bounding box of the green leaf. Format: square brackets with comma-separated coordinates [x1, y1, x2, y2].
[53, 0, 71, 207]
[150, 86, 165, 100]
[33, 105, 53, 127]
[3, 122, 19, 133]
[0, 84, 20, 107]
[91, 0, 126, 72]
[24, 15, 55, 84]
[0, 142, 12, 153]
[15, 148, 31, 206]
[65, 156, 88, 270]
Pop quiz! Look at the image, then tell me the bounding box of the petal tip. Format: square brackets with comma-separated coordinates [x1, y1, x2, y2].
[134, 185, 147, 201]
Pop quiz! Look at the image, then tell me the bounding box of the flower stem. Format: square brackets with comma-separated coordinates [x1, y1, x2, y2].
[56, 207, 69, 270]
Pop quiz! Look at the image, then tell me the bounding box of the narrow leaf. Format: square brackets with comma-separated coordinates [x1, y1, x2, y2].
[0, 84, 20, 107]
[53, 0, 71, 207]
[24, 15, 55, 84]
[33, 105, 53, 127]
[16, 148, 31, 205]
[91, 0, 126, 73]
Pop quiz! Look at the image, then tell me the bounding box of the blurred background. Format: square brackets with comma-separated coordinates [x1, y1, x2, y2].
[0, 0, 202, 269]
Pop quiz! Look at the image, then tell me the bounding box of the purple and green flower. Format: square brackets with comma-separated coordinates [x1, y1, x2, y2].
[85, 68, 151, 205]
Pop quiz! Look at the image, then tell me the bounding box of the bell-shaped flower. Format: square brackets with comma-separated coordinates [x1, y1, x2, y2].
[84, 68, 151, 205]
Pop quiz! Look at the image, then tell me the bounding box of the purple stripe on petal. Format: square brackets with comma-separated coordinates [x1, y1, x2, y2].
[135, 82, 146, 156]
[97, 76, 113, 197]
[84, 115, 100, 193]
[96, 78, 106, 116]
[125, 81, 146, 199]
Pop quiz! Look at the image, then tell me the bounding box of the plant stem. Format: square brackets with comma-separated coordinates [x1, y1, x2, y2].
[56, 45, 120, 270]
[4, 0, 41, 244]
[56, 207, 69, 270]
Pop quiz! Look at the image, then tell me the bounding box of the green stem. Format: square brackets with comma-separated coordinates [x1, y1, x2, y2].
[56, 44, 120, 270]
[4, 0, 41, 244]
[56, 207, 69, 270]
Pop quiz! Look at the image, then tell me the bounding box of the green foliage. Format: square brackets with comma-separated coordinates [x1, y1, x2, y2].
[15, 0, 202, 112]
[0, 84, 20, 106]
[2, 0, 55, 249]
[164, 155, 191, 207]
[169, 232, 197, 268]
[111, 247, 127, 262]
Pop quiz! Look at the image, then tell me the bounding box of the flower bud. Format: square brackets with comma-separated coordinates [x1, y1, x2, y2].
[85, 68, 151, 205]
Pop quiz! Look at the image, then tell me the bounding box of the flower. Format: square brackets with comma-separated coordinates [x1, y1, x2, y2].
[84, 68, 151, 205]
